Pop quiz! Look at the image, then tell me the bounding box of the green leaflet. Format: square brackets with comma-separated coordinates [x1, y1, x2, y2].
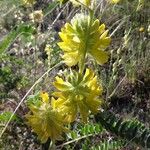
[0, 112, 18, 122]
[95, 111, 150, 148]
[91, 140, 124, 150]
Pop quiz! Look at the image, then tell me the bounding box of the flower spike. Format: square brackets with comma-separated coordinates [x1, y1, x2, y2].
[26, 95, 68, 143]
[52, 68, 103, 123]
[58, 13, 111, 68]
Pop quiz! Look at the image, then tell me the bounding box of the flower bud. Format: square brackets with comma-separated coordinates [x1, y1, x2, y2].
[113, 62, 118, 68]
[118, 58, 123, 65]
[117, 48, 121, 55]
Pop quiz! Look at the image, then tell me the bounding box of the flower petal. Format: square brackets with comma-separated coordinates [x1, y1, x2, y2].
[89, 49, 109, 65]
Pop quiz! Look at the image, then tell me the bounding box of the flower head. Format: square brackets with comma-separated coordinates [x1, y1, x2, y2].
[29, 10, 43, 23]
[26, 96, 68, 143]
[139, 27, 144, 32]
[52, 68, 103, 123]
[58, 13, 111, 67]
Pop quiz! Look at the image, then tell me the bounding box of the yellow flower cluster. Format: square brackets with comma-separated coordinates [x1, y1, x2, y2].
[26, 68, 103, 142]
[58, 13, 111, 67]
[26, 92, 68, 143]
[26, 12, 110, 143]
[52, 68, 103, 123]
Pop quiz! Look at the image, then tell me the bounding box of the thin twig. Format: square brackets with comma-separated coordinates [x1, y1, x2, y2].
[0, 61, 63, 139]
[110, 20, 125, 37]
[108, 75, 127, 99]
[56, 134, 93, 149]
[2, 5, 17, 17]
[44, 2, 59, 18]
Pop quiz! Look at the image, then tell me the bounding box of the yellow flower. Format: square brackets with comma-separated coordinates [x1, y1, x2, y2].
[139, 27, 144, 32]
[40, 91, 49, 103]
[58, 13, 111, 67]
[22, 0, 36, 6]
[52, 68, 103, 123]
[29, 10, 44, 23]
[26, 98, 68, 143]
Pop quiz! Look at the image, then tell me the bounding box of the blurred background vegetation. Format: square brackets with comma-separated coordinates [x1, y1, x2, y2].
[0, 0, 149, 149]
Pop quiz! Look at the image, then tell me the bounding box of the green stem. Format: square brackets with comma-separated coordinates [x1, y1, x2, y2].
[79, 57, 85, 74]
[0, 61, 63, 138]
[49, 140, 56, 150]
[79, 9, 94, 74]
[89, 8, 94, 21]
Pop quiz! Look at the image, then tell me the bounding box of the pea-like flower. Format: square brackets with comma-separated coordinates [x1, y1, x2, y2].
[40, 91, 49, 103]
[26, 93, 68, 143]
[58, 13, 111, 67]
[52, 68, 103, 123]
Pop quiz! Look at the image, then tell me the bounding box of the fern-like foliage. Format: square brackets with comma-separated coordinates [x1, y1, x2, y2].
[57, 123, 104, 149]
[95, 111, 150, 148]
[91, 140, 124, 150]
[79, 123, 104, 136]
[67, 123, 104, 140]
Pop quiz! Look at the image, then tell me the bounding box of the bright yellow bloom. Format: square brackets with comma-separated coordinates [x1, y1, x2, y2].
[29, 10, 43, 23]
[40, 92, 49, 103]
[139, 27, 144, 32]
[52, 68, 103, 123]
[58, 13, 111, 67]
[26, 98, 68, 143]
